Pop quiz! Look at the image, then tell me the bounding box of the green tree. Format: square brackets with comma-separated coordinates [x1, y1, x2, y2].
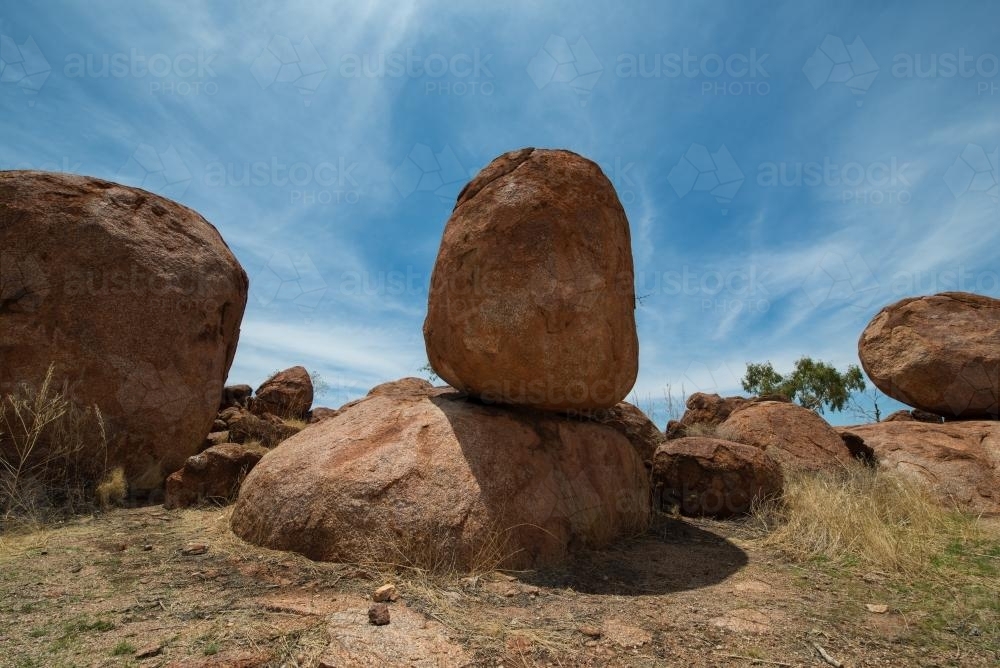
[741, 357, 866, 414]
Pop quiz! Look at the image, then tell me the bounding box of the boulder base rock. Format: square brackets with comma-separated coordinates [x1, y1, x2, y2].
[717, 401, 854, 471]
[251, 366, 313, 419]
[422, 148, 638, 411]
[230, 380, 651, 570]
[164, 442, 267, 509]
[858, 292, 1000, 419]
[0, 171, 247, 492]
[583, 401, 664, 467]
[840, 421, 1000, 515]
[653, 437, 783, 517]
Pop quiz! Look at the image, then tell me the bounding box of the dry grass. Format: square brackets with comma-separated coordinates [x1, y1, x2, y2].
[0, 364, 110, 529]
[682, 421, 720, 438]
[94, 467, 127, 509]
[752, 463, 981, 573]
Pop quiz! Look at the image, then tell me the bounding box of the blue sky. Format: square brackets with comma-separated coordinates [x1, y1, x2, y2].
[2, 1, 998, 426]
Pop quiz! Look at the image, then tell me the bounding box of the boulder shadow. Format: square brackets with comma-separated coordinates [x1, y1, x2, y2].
[516, 514, 749, 595]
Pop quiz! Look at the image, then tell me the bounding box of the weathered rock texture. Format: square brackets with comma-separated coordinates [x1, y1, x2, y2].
[164, 442, 267, 509]
[231, 379, 651, 570]
[0, 171, 247, 492]
[423, 148, 638, 411]
[251, 366, 313, 419]
[841, 421, 1000, 515]
[717, 401, 854, 471]
[858, 292, 1000, 419]
[653, 437, 783, 517]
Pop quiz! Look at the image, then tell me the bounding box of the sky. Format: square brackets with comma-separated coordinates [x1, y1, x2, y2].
[2, 1, 998, 426]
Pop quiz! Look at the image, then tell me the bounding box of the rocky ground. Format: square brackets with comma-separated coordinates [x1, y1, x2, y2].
[2, 507, 997, 668]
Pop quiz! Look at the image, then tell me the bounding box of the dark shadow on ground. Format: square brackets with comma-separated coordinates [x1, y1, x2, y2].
[516, 514, 749, 595]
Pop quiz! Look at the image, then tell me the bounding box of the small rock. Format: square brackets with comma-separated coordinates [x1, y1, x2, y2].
[181, 542, 208, 556]
[142, 544, 153, 551]
[372, 583, 399, 603]
[865, 603, 889, 614]
[368, 603, 390, 626]
[578, 625, 602, 638]
[135, 644, 163, 659]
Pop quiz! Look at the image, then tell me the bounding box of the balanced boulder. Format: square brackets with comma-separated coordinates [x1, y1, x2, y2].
[841, 421, 1000, 514]
[653, 437, 783, 517]
[230, 379, 651, 570]
[251, 366, 313, 419]
[0, 172, 247, 492]
[858, 292, 1000, 419]
[717, 401, 854, 471]
[422, 148, 638, 411]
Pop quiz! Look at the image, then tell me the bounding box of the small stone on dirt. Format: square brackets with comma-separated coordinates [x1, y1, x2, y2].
[865, 603, 889, 614]
[136, 643, 163, 659]
[578, 625, 602, 638]
[181, 542, 208, 556]
[373, 583, 399, 602]
[368, 603, 390, 625]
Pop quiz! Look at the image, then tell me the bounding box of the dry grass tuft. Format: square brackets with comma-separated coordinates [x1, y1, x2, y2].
[752, 463, 981, 573]
[94, 467, 127, 509]
[1, 364, 111, 529]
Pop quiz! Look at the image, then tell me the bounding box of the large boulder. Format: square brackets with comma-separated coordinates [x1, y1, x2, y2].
[422, 148, 638, 411]
[164, 442, 267, 509]
[0, 172, 247, 492]
[230, 379, 651, 570]
[717, 401, 854, 471]
[653, 437, 783, 517]
[841, 421, 1000, 515]
[251, 366, 313, 419]
[858, 292, 1000, 419]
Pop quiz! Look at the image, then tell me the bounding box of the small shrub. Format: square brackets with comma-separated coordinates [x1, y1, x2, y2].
[111, 640, 135, 656]
[0, 364, 112, 528]
[94, 467, 127, 509]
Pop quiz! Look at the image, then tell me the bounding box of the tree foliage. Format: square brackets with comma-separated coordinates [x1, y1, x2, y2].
[741, 357, 866, 414]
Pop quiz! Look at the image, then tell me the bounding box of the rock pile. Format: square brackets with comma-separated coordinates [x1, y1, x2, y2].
[0, 171, 247, 493]
[231, 149, 652, 569]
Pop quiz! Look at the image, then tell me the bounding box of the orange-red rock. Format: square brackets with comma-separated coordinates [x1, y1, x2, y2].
[423, 148, 638, 411]
[718, 401, 854, 471]
[653, 437, 783, 517]
[251, 366, 313, 419]
[164, 442, 267, 509]
[858, 292, 1000, 419]
[841, 421, 1000, 514]
[0, 171, 247, 492]
[230, 379, 650, 570]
